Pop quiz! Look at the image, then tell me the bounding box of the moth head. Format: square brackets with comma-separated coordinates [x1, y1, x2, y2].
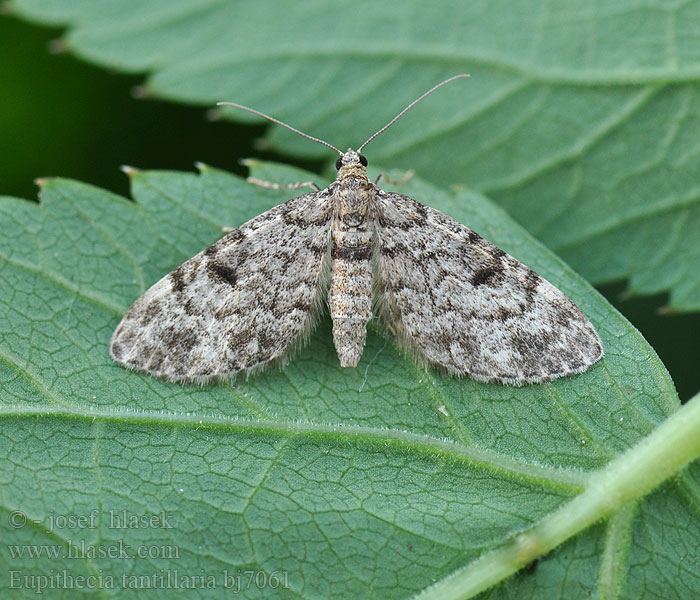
[336, 150, 368, 170]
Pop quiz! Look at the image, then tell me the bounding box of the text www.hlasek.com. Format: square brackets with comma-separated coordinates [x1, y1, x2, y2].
[8, 539, 178, 560]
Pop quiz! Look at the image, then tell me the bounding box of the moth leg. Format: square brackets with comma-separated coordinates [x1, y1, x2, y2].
[374, 170, 414, 186]
[246, 177, 320, 192]
[225, 177, 320, 230]
[221, 174, 320, 231]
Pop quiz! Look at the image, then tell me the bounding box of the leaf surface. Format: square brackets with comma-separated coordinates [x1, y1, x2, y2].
[0, 163, 696, 598]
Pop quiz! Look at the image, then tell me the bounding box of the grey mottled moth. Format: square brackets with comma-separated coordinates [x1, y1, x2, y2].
[110, 75, 603, 385]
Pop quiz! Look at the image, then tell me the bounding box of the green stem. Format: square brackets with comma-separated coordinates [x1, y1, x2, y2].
[416, 391, 700, 600]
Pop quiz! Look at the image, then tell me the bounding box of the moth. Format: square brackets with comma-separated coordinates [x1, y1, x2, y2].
[110, 75, 603, 385]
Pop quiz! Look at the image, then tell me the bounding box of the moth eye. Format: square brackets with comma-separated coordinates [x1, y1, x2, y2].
[359, 154, 368, 167]
[335, 158, 343, 170]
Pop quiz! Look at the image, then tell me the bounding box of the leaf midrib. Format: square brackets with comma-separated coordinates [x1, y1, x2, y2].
[150, 47, 700, 86]
[0, 403, 589, 492]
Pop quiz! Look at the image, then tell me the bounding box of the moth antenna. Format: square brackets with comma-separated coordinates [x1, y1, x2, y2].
[357, 74, 470, 152]
[216, 101, 343, 156]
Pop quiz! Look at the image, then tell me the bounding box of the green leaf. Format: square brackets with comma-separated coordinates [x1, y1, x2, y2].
[1, 163, 697, 599]
[9, 0, 700, 312]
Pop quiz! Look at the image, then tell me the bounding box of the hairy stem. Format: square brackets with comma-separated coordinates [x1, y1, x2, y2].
[416, 390, 700, 600]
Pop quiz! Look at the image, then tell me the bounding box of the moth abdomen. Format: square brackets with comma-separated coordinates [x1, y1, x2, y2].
[328, 207, 374, 367]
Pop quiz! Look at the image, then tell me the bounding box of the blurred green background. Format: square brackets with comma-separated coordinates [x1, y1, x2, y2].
[1, 12, 698, 400]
